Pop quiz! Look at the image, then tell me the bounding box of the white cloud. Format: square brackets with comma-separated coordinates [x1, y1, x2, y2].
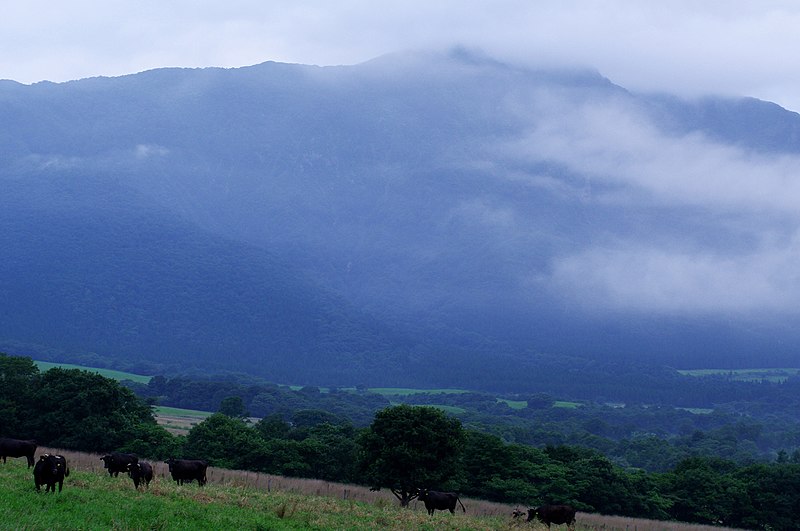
[549, 238, 800, 315]
[503, 96, 800, 215]
[490, 91, 800, 316]
[134, 144, 169, 159]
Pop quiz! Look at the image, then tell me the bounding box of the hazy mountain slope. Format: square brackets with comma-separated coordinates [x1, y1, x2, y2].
[0, 171, 414, 383]
[3, 50, 800, 387]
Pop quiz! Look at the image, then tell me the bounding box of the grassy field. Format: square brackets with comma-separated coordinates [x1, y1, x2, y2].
[152, 406, 215, 436]
[677, 368, 800, 383]
[0, 449, 743, 531]
[152, 406, 215, 418]
[368, 387, 470, 396]
[498, 398, 528, 410]
[34, 361, 152, 384]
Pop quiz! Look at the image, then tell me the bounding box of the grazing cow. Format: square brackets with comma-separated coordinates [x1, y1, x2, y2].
[165, 458, 208, 486]
[0, 438, 37, 468]
[512, 508, 526, 518]
[127, 461, 153, 489]
[527, 504, 577, 530]
[101, 452, 138, 477]
[417, 489, 466, 515]
[33, 454, 69, 493]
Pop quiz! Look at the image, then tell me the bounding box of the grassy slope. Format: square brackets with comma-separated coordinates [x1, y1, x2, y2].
[33, 361, 152, 384]
[1, 450, 745, 531]
[0, 459, 506, 531]
[152, 406, 214, 417]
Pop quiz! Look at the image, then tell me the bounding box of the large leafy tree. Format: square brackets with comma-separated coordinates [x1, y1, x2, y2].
[23, 367, 157, 450]
[0, 354, 39, 436]
[183, 413, 265, 469]
[357, 404, 464, 506]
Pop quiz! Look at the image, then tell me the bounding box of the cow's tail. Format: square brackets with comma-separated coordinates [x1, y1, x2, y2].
[65, 467, 70, 477]
[457, 496, 466, 513]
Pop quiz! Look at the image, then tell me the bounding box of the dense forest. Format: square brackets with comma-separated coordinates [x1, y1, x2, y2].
[123, 369, 800, 472]
[2, 353, 800, 529]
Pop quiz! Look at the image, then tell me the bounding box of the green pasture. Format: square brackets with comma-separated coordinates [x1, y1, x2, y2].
[367, 387, 470, 396]
[678, 368, 800, 383]
[152, 406, 214, 418]
[497, 398, 527, 409]
[0, 459, 508, 530]
[34, 361, 152, 384]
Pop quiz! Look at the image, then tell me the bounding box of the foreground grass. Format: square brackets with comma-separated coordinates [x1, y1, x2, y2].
[1, 451, 746, 531]
[0, 459, 509, 530]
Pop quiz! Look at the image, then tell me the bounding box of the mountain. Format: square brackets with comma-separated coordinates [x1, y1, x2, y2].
[3, 49, 800, 389]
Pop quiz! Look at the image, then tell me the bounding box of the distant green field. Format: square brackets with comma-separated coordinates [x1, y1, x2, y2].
[152, 406, 214, 417]
[368, 387, 470, 396]
[497, 398, 527, 409]
[34, 361, 152, 384]
[677, 407, 714, 415]
[554, 401, 581, 409]
[678, 368, 800, 383]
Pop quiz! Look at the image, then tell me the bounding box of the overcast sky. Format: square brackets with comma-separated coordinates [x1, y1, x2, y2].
[2, 1, 800, 112]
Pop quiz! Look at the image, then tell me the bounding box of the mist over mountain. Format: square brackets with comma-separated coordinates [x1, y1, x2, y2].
[3, 49, 800, 389]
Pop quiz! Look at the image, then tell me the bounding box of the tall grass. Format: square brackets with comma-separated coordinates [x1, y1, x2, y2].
[0, 448, 745, 530]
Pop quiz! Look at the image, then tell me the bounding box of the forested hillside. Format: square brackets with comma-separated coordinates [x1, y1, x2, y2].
[4, 51, 800, 388]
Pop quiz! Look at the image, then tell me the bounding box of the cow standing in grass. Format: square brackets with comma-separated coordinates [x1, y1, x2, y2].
[527, 504, 577, 530]
[0, 437, 37, 468]
[416, 489, 466, 515]
[33, 453, 69, 493]
[165, 458, 208, 486]
[101, 452, 138, 477]
[127, 461, 153, 489]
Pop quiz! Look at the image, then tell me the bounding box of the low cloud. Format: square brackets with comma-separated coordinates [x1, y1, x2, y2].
[503, 96, 800, 215]
[496, 93, 800, 316]
[135, 144, 170, 159]
[548, 239, 800, 315]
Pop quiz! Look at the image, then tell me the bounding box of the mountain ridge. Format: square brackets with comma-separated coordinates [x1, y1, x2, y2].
[3, 50, 800, 389]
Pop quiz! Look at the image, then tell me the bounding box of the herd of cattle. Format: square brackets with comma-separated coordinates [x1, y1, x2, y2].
[0, 437, 208, 492]
[2, 437, 576, 527]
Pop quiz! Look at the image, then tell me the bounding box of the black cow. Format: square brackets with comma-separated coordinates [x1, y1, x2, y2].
[127, 461, 153, 489]
[33, 453, 69, 493]
[527, 504, 577, 530]
[165, 458, 208, 486]
[0, 437, 37, 468]
[101, 452, 138, 477]
[417, 489, 466, 515]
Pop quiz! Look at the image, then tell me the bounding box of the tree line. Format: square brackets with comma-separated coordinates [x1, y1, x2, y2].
[2, 354, 800, 529]
[127, 372, 800, 471]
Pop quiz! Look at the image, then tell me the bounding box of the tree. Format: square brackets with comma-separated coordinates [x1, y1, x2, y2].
[218, 396, 248, 418]
[357, 405, 464, 507]
[23, 368, 156, 450]
[0, 354, 39, 436]
[183, 413, 265, 469]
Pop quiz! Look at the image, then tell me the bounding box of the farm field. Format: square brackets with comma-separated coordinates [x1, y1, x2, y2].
[0, 449, 744, 531]
[368, 387, 470, 396]
[677, 368, 800, 383]
[33, 361, 152, 384]
[151, 406, 215, 436]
